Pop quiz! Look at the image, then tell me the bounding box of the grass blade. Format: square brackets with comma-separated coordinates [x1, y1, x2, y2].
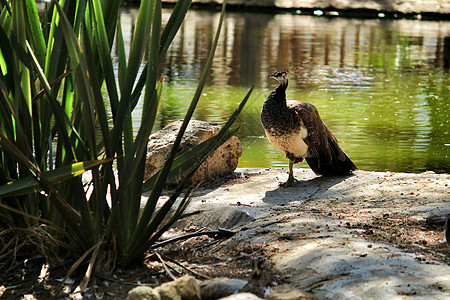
[89, 0, 119, 114]
[24, 0, 46, 67]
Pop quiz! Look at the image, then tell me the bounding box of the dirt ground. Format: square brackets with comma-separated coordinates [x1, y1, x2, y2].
[0, 231, 283, 299]
[1, 168, 449, 299]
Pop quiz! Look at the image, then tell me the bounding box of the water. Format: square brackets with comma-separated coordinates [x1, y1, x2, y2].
[119, 7, 450, 173]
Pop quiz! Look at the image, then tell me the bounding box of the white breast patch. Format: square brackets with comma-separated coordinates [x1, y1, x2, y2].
[265, 126, 308, 158]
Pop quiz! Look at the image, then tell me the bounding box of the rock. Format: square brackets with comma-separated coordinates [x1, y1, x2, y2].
[200, 278, 247, 300]
[425, 214, 448, 226]
[127, 286, 160, 300]
[179, 206, 255, 230]
[219, 292, 264, 300]
[157, 276, 200, 300]
[127, 276, 200, 300]
[265, 285, 319, 300]
[145, 120, 242, 186]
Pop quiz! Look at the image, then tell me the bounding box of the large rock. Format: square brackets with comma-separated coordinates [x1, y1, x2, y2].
[145, 120, 242, 186]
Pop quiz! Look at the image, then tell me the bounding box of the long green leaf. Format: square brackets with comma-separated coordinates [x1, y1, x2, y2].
[44, 0, 80, 87]
[24, 0, 46, 67]
[81, 21, 112, 158]
[12, 0, 32, 159]
[116, 18, 126, 93]
[110, 0, 156, 154]
[26, 41, 84, 160]
[0, 159, 112, 197]
[54, 1, 97, 160]
[89, 0, 119, 114]
[101, 0, 121, 48]
[121, 2, 162, 190]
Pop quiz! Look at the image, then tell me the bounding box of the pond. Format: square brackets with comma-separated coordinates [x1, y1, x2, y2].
[119, 7, 450, 173]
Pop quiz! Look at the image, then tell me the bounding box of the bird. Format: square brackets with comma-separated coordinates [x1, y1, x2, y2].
[260, 70, 356, 186]
[200, 257, 265, 300]
[237, 257, 264, 298]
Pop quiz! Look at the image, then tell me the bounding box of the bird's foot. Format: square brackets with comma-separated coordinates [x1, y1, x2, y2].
[279, 177, 299, 187]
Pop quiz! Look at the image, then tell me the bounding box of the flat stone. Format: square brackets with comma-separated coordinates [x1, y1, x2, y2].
[145, 120, 242, 186]
[200, 278, 247, 300]
[178, 206, 255, 230]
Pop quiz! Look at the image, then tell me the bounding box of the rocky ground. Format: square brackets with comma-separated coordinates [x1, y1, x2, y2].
[1, 168, 449, 299]
[177, 168, 450, 299]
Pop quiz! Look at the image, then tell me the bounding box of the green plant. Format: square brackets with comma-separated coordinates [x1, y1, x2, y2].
[0, 0, 251, 280]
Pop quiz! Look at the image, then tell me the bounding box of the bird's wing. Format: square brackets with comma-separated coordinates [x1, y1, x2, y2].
[286, 100, 335, 163]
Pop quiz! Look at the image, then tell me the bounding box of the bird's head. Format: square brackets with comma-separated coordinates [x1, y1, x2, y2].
[268, 70, 288, 85]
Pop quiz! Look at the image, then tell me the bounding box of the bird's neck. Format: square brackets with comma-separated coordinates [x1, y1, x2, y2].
[276, 80, 288, 95]
[252, 271, 261, 280]
[268, 80, 288, 105]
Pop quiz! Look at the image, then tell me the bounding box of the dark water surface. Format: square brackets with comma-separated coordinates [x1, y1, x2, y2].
[119, 8, 450, 173]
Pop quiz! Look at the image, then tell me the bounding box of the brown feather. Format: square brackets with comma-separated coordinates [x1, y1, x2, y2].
[287, 100, 356, 175]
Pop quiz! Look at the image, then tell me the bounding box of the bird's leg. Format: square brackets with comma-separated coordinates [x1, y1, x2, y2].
[280, 160, 298, 187]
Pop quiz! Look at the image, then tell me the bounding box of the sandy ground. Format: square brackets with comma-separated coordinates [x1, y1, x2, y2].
[179, 168, 450, 299]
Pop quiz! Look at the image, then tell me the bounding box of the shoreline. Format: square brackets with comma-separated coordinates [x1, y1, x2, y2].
[156, 0, 450, 19]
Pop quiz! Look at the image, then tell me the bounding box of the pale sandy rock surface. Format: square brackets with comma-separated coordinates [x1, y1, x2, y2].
[177, 168, 450, 299]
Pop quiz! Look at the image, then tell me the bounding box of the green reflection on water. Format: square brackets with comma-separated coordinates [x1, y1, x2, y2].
[154, 68, 449, 173]
[156, 58, 450, 172]
[158, 73, 450, 172]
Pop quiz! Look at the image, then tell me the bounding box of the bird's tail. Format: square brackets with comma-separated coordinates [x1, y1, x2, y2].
[306, 137, 357, 176]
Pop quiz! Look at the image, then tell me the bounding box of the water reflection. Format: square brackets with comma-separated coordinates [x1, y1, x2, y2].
[117, 8, 450, 173]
